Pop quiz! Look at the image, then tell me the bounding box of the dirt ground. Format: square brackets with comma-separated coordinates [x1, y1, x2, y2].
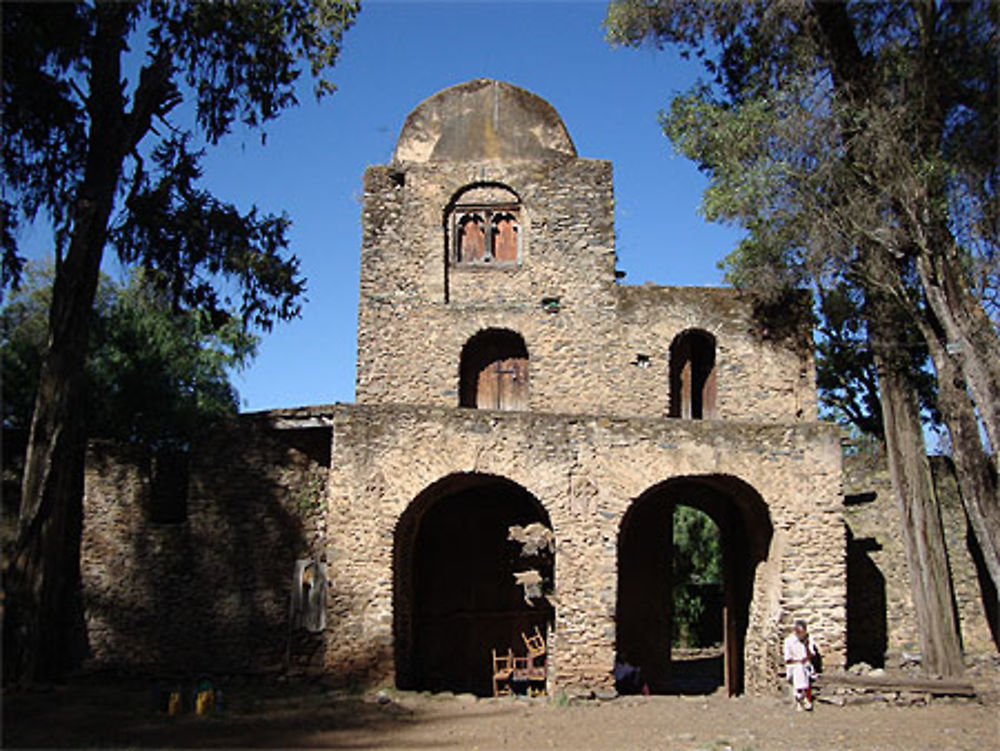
[4, 675, 999, 751]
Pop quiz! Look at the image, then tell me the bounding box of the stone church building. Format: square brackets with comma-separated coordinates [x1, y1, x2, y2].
[82, 80, 860, 697]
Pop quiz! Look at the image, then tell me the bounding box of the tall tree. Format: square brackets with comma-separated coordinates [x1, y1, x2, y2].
[1, 1, 358, 683]
[606, 0, 999, 676]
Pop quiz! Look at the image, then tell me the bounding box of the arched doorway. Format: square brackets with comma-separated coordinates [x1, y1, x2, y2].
[459, 329, 529, 411]
[393, 473, 553, 695]
[616, 475, 772, 696]
[669, 330, 717, 419]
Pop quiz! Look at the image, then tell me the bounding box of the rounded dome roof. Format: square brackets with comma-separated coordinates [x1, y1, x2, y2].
[393, 79, 576, 164]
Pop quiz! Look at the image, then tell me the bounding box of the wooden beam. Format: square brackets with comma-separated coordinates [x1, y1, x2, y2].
[818, 674, 976, 696]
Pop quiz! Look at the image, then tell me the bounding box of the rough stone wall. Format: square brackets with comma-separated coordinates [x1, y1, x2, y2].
[355, 161, 816, 423]
[321, 403, 844, 694]
[82, 423, 332, 673]
[843, 451, 998, 665]
[80, 79, 837, 698]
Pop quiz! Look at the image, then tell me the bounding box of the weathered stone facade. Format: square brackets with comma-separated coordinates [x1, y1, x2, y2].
[82, 80, 851, 696]
[83, 425, 332, 673]
[843, 451, 998, 666]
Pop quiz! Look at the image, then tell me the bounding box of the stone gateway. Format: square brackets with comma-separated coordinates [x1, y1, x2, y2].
[82, 80, 850, 696]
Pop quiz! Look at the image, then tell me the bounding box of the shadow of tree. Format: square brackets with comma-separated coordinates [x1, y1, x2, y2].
[82, 419, 332, 678]
[2, 676, 499, 749]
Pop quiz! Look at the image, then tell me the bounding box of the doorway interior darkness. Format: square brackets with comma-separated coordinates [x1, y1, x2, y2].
[393, 473, 553, 696]
[616, 475, 772, 696]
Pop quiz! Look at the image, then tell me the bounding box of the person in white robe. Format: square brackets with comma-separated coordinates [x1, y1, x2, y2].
[783, 619, 818, 710]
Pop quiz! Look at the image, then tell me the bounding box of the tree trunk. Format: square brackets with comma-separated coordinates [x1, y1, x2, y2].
[813, 3, 971, 676]
[865, 265, 965, 678]
[4, 6, 129, 684]
[911, 297, 1000, 593]
[914, 244, 1000, 465]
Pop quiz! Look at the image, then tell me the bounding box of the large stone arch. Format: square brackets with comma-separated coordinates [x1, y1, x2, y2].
[616, 474, 773, 696]
[393, 472, 554, 695]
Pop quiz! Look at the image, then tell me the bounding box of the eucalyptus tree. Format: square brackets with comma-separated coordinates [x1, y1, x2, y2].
[1, 1, 358, 683]
[606, 0, 999, 675]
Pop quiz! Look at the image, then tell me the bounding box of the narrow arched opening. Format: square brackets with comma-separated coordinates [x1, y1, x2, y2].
[393, 473, 553, 696]
[615, 475, 772, 696]
[669, 330, 717, 419]
[459, 329, 529, 411]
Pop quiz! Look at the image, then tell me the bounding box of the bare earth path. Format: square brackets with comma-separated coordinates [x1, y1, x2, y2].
[4, 677, 998, 750]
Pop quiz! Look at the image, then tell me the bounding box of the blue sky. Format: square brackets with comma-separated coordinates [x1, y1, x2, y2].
[23, 1, 745, 412]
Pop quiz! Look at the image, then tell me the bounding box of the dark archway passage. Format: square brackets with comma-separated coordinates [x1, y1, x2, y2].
[394, 474, 553, 696]
[616, 476, 772, 696]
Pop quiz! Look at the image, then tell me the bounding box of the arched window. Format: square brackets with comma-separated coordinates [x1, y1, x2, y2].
[491, 212, 518, 262]
[457, 213, 486, 262]
[448, 184, 521, 266]
[459, 329, 529, 410]
[669, 330, 717, 419]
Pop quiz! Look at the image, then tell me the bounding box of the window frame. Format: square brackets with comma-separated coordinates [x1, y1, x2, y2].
[450, 202, 522, 267]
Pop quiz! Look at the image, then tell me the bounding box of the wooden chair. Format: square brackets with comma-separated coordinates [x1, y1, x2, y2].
[520, 627, 548, 688]
[492, 648, 514, 697]
[492, 628, 549, 697]
[521, 626, 546, 658]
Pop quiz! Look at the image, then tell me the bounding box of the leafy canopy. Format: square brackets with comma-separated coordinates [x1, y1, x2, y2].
[605, 1, 998, 437]
[671, 505, 722, 648]
[2, 264, 256, 450]
[2, 0, 359, 330]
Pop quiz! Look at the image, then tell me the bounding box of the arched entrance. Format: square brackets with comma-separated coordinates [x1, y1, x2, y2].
[459, 329, 529, 411]
[393, 473, 553, 695]
[616, 475, 772, 696]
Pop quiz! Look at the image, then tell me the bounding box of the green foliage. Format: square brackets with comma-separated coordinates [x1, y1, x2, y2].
[605, 0, 999, 438]
[3, 3, 361, 683]
[2, 264, 256, 449]
[1, 0, 359, 321]
[815, 282, 939, 439]
[671, 505, 721, 648]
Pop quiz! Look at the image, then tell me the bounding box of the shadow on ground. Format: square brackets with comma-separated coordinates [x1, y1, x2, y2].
[2, 674, 502, 749]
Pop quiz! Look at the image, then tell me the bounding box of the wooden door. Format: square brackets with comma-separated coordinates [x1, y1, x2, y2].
[476, 356, 528, 410]
[679, 358, 694, 419]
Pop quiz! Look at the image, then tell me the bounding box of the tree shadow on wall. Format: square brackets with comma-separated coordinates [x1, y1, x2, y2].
[82, 422, 332, 680]
[967, 526, 1000, 651]
[846, 528, 887, 668]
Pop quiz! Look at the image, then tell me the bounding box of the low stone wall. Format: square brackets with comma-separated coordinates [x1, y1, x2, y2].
[843, 451, 998, 666]
[82, 422, 331, 674]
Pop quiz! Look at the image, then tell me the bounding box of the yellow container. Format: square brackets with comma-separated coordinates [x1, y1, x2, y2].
[167, 692, 181, 715]
[195, 689, 215, 715]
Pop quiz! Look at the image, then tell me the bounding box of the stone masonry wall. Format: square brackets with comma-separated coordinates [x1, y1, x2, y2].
[843, 451, 998, 665]
[355, 161, 816, 424]
[82, 422, 332, 674]
[322, 403, 844, 695]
